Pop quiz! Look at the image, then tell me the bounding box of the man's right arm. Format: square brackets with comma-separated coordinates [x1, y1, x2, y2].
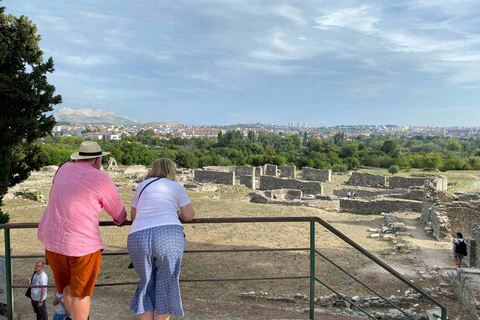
[101, 176, 127, 225]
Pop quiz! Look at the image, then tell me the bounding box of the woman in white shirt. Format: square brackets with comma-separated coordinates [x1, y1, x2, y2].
[128, 158, 195, 320]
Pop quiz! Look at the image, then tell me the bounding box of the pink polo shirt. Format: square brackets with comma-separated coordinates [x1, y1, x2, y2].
[38, 162, 127, 257]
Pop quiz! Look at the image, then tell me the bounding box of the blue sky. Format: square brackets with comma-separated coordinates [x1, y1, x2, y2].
[5, 0, 480, 126]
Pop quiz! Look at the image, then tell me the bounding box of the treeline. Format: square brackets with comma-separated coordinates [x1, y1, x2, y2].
[37, 131, 480, 172]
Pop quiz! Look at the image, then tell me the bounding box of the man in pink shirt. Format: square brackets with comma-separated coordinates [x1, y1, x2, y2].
[38, 141, 127, 320]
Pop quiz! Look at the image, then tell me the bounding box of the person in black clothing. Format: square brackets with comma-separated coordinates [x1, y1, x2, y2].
[453, 232, 467, 267]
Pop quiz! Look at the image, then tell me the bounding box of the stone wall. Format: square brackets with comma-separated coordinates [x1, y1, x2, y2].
[465, 235, 478, 268]
[422, 180, 480, 240]
[264, 164, 278, 177]
[390, 188, 424, 201]
[340, 198, 423, 214]
[255, 166, 263, 177]
[302, 167, 332, 182]
[279, 165, 296, 178]
[333, 188, 405, 198]
[235, 166, 255, 177]
[258, 175, 323, 195]
[202, 166, 234, 172]
[240, 175, 255, 189]
[193, 170, 235, 185]
[346, 172, 386, 187]
[445, 269, 480, 320]
[264, 189, 302, 200]
[389, 176, 432, 189]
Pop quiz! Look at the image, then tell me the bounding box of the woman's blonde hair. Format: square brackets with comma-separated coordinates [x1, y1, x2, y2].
[145, 158, 177, 181]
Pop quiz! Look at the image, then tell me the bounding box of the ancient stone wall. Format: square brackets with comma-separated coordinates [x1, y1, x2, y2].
[239, 175, 255, 189]
[235, 166, 255, 177]
[389, 176, 432, 189]
[340, 198, 422, 214]
[446, 201, 480, 235]
[445, 269, 480, 320]
[279, 165, 296, 178]
[258, 175, 323, 195]
[346, 172, 386, 187]
[264, 164, 278, 177]
[333, 188, 405, 198]
[302, 167, 332, 182]
[202, 166, 234, 172]
[389, 188, 424, 201]
[255, 166, 263, 177]
[193, 170, 235, 185]
[465, 235, 478, 268]
[264, 189, 302, 200]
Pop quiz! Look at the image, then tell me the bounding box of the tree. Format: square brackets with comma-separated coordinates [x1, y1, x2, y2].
[388, 165, 399, 175]
[0, 6, 62, 222]
[381, 140, 399, 157]
[303, 132, 308, 146]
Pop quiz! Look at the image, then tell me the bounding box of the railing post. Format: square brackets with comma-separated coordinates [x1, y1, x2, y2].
[309, 221, 315, 320]
[5, 228, 13, 320]
[441, 306, 447, 320]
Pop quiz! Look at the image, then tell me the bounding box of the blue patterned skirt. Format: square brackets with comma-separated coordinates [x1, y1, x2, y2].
[128, 225, 186, 316]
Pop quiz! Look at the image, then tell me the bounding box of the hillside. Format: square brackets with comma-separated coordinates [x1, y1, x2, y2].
[53, 107, 140, 125]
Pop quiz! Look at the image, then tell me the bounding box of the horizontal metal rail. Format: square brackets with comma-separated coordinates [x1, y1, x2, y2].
[14, 275, 310, 289]
[10, 247, 310, 259]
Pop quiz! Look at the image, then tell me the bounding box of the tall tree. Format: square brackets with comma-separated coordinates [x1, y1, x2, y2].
[0, 5, 62, 223]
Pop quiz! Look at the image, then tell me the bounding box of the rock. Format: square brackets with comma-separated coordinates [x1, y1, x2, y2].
[368, 228, 378, 232]
[43, 165, 59, 172]
[370, 233, 380, 238]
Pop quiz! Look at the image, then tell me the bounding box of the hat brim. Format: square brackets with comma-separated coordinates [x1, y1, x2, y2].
[70, 152, 110, 160]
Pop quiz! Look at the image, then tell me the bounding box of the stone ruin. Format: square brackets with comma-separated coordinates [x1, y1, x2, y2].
[239, 175, 255, 189]
[279, 165, 296, 178]
[193, 169, 235, 185]
[346, 172, 387, 187]
[258, 175, 323, 195]
[340, 198, 422, 215]
[264, 189, 302, 200]
[302, 167, 332, 182]
[107, 157, 118, 170]
[389, 175, 447, 191]
[421, 180, 480, 240]
[264, 164, 278, 177]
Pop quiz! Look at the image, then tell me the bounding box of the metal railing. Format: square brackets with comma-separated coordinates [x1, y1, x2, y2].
[0, 217, 447, 320]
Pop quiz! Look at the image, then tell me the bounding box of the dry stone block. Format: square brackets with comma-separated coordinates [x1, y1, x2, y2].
[255, 166, 263, 177]
[264, 164, 278, 177]
[124, 165, 149, 175]
[340, 198, 422, 214]
[389, 176, 433, 189]
[194, 170, 235, 185]
[346, 172, 386, 187]
[279, 165, 296, 178]
[302, 167, 332, 182]
[240, 175, 255, 189]
[258, 175, 322, 195]
[264, 189, 302, 200]
[235, 166, 255, 177]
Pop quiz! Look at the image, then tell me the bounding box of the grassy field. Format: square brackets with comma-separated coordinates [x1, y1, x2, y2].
[1, 167, 476, 319]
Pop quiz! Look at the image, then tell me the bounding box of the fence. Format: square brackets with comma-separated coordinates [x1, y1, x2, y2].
[0, 217, 447, 319]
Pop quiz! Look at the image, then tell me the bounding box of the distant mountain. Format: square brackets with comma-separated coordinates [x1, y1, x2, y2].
[53, 108, 140, 125]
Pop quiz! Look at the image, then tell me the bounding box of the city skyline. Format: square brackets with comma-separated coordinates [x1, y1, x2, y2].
[6, 0, 480, 126]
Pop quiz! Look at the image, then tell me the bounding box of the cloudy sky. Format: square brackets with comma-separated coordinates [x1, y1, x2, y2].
[5, 0, 480, 126]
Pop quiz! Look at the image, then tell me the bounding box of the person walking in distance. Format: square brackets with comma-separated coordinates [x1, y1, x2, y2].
[29, 261, 48, 320]
[128, 158, 195, 320]
[453, 232, 467, 267]
[38, 141, 127, 320]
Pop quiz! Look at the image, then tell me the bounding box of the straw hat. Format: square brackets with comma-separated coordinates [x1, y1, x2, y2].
[70, 141, 110, 160]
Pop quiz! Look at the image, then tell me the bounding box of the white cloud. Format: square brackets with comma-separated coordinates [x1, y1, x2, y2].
[273, 5, 307, 26]
[148, 51, 172, 63]
[56, 53, 116, 66]
[316, 5, 379, 34]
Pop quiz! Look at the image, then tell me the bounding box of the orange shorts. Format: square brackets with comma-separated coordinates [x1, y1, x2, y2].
[45, 250, 102, 297]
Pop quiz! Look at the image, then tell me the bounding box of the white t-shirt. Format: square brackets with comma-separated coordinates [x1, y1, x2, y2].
[129, 178, 191, 235]
[31, 272, 48, 301]
[55, 293, 68, 314]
